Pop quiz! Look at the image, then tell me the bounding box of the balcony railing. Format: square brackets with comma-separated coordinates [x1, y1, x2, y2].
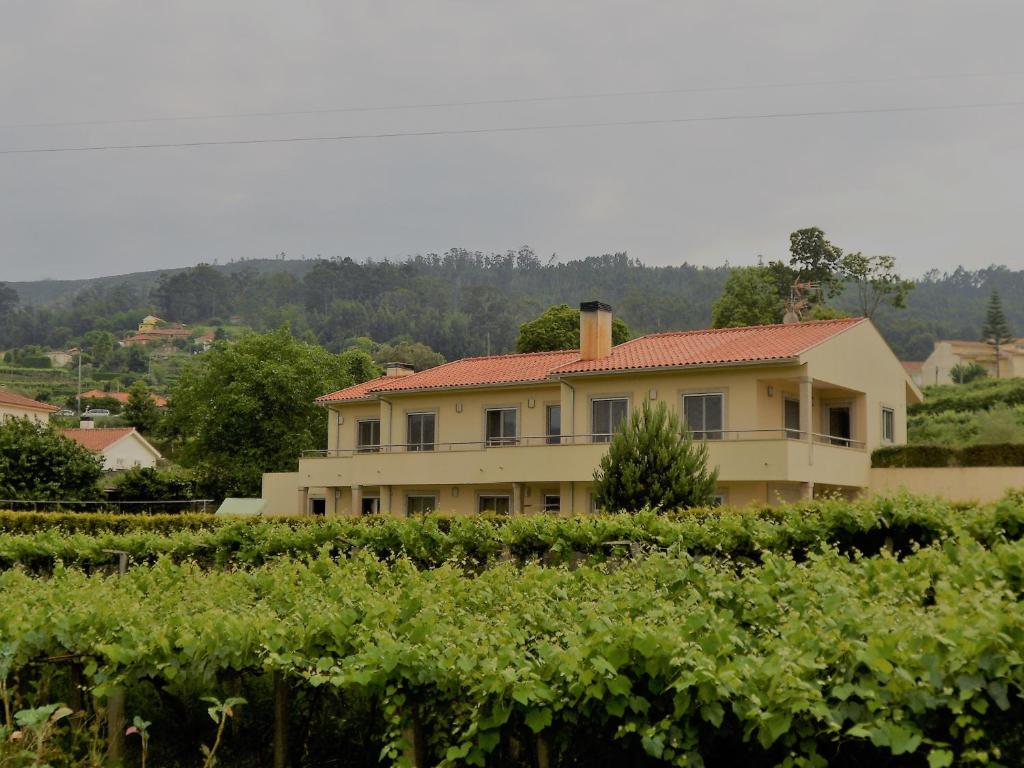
[303, 429, 865, 457]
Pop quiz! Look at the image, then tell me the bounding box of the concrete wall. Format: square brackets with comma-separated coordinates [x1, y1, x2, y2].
[868, 467, 1024, 503]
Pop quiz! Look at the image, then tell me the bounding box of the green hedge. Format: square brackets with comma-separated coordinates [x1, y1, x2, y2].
[1, 494, 1023, 574]
[872, 442, 1024, 467]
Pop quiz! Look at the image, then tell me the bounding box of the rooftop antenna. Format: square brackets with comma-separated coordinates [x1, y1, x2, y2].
[783, 280, 822, 324]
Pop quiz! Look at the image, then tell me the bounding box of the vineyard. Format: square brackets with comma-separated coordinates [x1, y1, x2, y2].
[0, 496, 1022, 767]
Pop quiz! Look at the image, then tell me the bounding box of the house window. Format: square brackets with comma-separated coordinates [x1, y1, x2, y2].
[546, 404, 561, 444]
[592, 398, 628, 442]
[310, 498, 326, 516]
[357, 419, 381, 452]
[711, 493, 726, 507]
[407, 413, 435, 451]
[882, 407, 895, 443]
[361, 497, 380, 515]
[683, 393, 724, 440]
[542, 493, 560, 513]
[406, 494, 436, 516]
[485, 408, 518, 446]
[478, 495, 511, 514]
[784, 398, 801, 439]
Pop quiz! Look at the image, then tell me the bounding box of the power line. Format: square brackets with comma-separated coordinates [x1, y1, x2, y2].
[2, 99, 1023, 156]
[2, 70, 1023, 130]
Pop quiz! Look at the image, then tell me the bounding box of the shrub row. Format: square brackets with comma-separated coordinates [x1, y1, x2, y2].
[872, 442, 1024, 467]
[1, 494, 1023, 573]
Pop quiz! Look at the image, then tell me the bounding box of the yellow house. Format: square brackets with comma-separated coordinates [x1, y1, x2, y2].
[262, 303, 922, 516]
[0, 389, 59, 423]
[920, 338, 1024, 385]
[138, 315, 165, 332]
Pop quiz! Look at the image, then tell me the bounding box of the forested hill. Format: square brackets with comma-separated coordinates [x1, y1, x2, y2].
[2, 249, 1022, 361]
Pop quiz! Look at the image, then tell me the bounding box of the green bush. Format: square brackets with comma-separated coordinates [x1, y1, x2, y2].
[873, 442, 1024, 467]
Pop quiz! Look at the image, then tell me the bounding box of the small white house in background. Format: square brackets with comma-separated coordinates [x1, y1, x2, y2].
[0, 388, 59, 423]
[61, 422, 162, 470]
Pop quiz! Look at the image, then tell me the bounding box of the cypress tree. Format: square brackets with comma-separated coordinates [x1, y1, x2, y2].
[982, 290, 1014, 378]
[593, 399, 718, 513]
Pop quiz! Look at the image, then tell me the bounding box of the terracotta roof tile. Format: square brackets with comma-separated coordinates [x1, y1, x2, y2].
[316, 319, 865, 401]
[80, 389, 167, 407]
[0, 388, 60, 412]
[552, 318, 865, 375]
[61, 427, 137, 451]
[317, 350, 578, 402]
[316, 376, 391, 403]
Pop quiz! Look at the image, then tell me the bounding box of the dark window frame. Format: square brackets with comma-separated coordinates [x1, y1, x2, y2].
[683, 392, 725, 441]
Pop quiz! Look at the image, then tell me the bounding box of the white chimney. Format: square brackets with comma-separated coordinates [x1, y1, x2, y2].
[79, 416, 95, 430]
[579, 301, 613, 360]
[385, 362, 416, 378]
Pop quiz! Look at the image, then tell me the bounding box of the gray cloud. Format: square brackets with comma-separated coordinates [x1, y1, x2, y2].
[1, 0, 1022, 281]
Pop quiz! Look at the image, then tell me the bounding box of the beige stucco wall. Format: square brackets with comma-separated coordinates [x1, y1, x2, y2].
[921, 339, 1024, 385]
[867, 467, 1024, 503]
[0, 405, 51, 424]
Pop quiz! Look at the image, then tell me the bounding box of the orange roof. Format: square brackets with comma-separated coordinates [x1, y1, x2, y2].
[0, 388, 60, 413]
[552, 318, 865, 375]
[317, 350, 580, 402]
[62, 427, 137, 451]
[901, 361, 924, 371]
[317, 319, 866, 402]
[81, 389, 168, 407]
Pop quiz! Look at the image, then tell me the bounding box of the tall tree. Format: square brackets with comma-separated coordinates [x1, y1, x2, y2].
[593, 400, 718, 513]
[162, 328, 378, 498]
[516, 304, 630, 353]
[0, 419, 103, 500]
[124, 379, 161, 433]
[982, 290, 1014, 377]
[840, 253, 914, 318]
[787, 227, 846, 299]
[711, 267, 785, 328]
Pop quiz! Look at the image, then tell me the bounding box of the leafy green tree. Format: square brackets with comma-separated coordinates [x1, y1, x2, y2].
[0, 419, 103, 500]
[593, 400, 718, 513]
[787, 227, 846, 299]
[711, 267, 785, 327]
[162, 328, 378, 498]
[516, 304, 631, 353]
[108, 466, 194, 503]
[82, 330, 116, 368]
[124, 380, 161, 432]
[982, 291, 1014, 378]
[370, 339, 446, 371]
[950, 361, 988, 385]
[841, 253, 914, 318]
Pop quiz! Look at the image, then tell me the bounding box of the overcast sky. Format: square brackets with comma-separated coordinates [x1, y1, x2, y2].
[1, 1, 1022, 282]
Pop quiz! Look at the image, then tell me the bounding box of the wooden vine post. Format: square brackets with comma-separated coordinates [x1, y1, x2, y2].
[273, 671, 289, 768]
[102, 549, 129, 764]
[401, 706, 425, 767]
[535, 734, 551, 768]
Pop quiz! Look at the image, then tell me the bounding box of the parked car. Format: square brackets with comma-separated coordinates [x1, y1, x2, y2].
[56, 409, 76, 417]
[83, 408, 111, 417]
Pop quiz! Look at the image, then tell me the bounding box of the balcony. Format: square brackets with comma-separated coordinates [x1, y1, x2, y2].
[297, 430, 869, 489]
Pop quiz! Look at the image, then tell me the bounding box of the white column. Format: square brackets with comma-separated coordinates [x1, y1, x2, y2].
[297, 487, 309, 516]
[351, 485, 363, 518]
[512, 482, 523, 515]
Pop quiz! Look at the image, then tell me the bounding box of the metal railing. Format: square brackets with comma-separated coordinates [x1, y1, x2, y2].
[302, 429, 866, 457]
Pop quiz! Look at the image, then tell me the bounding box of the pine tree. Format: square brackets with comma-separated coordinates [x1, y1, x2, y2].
[593, 399, 718, 513]
[982, 290, 1014, 378]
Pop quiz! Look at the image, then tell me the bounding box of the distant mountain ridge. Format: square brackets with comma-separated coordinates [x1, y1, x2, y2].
[8, 258, 318, 307]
